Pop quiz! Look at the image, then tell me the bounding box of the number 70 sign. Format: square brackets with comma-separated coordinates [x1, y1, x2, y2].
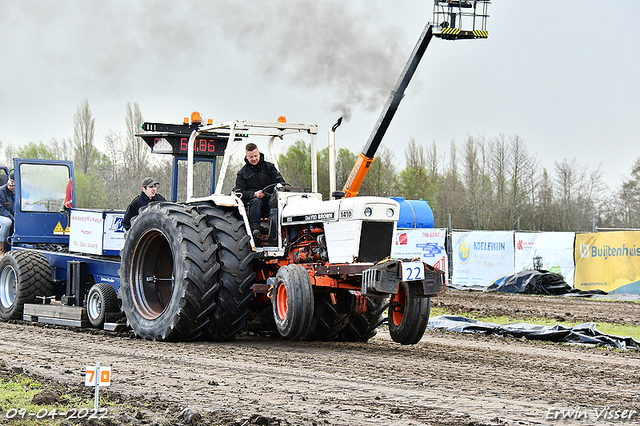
[84, 366, 111, 387]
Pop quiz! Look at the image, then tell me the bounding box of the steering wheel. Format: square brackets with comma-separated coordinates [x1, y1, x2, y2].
[262, 182, 290, 197]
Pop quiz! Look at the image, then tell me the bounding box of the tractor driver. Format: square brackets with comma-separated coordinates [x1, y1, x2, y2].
[122, 177, 167, 231]
[234, 143, 284, 239]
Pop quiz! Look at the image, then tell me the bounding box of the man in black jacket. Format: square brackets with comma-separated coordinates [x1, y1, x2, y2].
[0, 171, 15, 255]
[235, 143, 284, 239]
[122, 177, 166, 231]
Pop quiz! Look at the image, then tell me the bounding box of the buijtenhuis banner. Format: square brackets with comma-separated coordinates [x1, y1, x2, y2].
[574, 231, 640, 294]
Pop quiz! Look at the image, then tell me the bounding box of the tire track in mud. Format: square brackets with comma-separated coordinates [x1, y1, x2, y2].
[1, 319, 639, 425]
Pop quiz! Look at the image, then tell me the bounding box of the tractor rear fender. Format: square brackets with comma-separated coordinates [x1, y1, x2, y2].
[361, 260, 446, 297]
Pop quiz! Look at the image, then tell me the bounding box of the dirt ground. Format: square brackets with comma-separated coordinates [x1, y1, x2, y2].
[433, 290, 640, 326]
[1, 290, 639, 426]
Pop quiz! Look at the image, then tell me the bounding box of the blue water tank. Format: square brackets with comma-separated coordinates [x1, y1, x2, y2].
[390, 197, 434, 229]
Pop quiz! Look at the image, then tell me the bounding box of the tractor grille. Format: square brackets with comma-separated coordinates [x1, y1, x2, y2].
[358, 221, 394, 263]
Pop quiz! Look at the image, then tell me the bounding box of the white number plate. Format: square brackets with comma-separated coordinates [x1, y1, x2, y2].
[401, 262, 424, 281]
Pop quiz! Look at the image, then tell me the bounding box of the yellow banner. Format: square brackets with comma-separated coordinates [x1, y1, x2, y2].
[574, 231, 640, 294]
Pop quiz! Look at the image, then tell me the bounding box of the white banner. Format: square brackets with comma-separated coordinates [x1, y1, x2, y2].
[69, 210, 104, 255]
[452, 231, 515, 288]
[103, 212, 125, 253]
[393, 228, 448, 274]
[514, 232, 575, 287]
[69, 210, 125, 255]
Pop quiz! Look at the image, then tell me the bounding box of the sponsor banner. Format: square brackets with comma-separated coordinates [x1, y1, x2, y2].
[514, 232, 575, 287]
[575, 231, 640, 294]
[393, 228, 448, 275]
[70, 210, 125, 255]
[69, 210, 104, 255]
[103, 212, 125, 253]
[452, 231, 515, 288]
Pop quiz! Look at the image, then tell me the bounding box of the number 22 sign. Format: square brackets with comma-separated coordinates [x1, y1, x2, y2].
[401, 262, 425, 281]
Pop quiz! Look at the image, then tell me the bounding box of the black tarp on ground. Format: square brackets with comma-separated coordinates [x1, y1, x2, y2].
[484, 269, 607, 296]
[427, 315, 640, 350]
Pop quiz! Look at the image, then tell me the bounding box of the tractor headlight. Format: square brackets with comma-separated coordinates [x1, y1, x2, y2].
[386, 208, 395, 218]
[364, 207, 373, 217]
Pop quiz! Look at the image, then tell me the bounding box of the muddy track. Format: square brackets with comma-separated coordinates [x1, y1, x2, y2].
[436, 289, 640, 326]
[0, 292, 639, 426]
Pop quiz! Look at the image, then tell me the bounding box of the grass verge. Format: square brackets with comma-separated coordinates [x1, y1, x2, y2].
[0, 375, 111, 425]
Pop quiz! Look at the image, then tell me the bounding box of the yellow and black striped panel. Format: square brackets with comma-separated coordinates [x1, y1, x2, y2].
[435, 28, 489, 40]
[440, 28, 461, 36]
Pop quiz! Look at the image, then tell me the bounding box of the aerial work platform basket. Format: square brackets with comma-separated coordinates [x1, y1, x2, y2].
[432, 0, 490, 40]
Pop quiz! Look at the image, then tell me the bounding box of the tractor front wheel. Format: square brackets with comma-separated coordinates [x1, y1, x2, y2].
[388, 282, 431, 345]
[271, 264, 314, 340]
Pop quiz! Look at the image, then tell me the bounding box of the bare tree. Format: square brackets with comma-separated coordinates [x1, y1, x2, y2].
[553, 159, 576, 231]
[580, 165, 606, 230]
[3, 145, 14, 167]
[461, 136, 492, 229]
[435, 139, 463, 228]
[73, 99, 97, 174]
[398, 138, 436, 202]
[124, 102, 149, 179]
[536, 168, 554, 230]
[507, 134, 537, 230]
[103, 130, 128, 207]
[613, 158, 640, 227]
[405, 137, 426, 170]
[50, 137, 74, 161]
[425, 141, 440, 183]
[553, 159, 605, 231]
[489, 134, 508, 228]
[484, 133, 538, 230]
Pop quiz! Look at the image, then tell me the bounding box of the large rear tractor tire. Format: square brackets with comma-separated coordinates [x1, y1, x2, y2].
[271, 264, 314, 340]
[339, 295, 388, 342]
[197, 205, 256, 341]
[388, 281, 431, 345]
[87, 283, 118, 328]
[0, 250, 52, 320]
[119, 203, 220, 341]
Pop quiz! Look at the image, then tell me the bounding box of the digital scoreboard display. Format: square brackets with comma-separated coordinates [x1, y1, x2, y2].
[138, 122, 240, 158]
[144, 135, 227, 157]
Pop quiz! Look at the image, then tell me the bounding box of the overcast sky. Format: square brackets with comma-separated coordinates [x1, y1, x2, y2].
[1, 1, 638, 190]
